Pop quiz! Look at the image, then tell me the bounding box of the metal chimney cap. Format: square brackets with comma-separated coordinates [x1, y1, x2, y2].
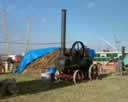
[61, 9, 67, 11]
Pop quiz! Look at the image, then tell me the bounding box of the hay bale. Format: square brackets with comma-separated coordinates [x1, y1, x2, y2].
[23, 50, 60, 74]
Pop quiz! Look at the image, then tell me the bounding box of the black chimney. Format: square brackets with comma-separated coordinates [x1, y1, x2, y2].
[61, 9, 67, 56]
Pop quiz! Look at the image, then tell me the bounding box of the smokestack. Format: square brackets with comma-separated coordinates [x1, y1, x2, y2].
[61, 9, 67, 56]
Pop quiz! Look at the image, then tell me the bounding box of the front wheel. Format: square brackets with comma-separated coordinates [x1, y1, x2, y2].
[73, 70, 84, 84]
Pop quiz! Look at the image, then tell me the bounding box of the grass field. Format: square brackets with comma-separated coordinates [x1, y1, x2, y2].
[0, 73, 128, 102]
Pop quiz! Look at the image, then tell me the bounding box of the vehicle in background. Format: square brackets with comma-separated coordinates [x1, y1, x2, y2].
[0, 54, 23, 73]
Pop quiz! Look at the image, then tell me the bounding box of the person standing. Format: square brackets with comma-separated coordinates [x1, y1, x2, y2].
[117, 56, 123, 75]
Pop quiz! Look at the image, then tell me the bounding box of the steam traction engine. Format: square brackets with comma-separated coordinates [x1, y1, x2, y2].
[54, 9, 101, 84]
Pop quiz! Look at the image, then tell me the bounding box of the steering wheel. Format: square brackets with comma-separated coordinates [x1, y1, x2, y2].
[71, 41, 85, 59]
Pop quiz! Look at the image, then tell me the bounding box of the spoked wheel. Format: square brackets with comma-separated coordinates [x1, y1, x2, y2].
[73, 70, 84, 84]
[88, 64, 99, 80]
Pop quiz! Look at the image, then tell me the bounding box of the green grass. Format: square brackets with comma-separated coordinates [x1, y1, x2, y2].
[0, 73, 128, 102]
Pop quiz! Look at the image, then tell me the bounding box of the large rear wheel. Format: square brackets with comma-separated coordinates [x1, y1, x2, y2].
[88, 64, 99, 80]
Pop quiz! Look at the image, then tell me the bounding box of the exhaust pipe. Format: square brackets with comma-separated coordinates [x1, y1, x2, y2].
[61, 9, 67, 56]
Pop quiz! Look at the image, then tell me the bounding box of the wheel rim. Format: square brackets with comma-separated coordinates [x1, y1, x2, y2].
[73, 70, 84, 84]
[88, 64, 99, 80]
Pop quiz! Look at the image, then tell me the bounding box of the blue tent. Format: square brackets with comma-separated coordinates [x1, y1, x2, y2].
[15, 47, 59, 73]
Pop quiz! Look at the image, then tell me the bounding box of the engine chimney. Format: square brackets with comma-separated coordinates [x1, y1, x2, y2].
[61, 9, 67, 56]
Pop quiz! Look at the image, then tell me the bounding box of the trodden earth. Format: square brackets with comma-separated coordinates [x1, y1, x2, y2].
[0, 73, 128, 102]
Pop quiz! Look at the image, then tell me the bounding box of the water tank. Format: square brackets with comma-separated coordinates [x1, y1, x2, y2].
[88, 48, 96, 60]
